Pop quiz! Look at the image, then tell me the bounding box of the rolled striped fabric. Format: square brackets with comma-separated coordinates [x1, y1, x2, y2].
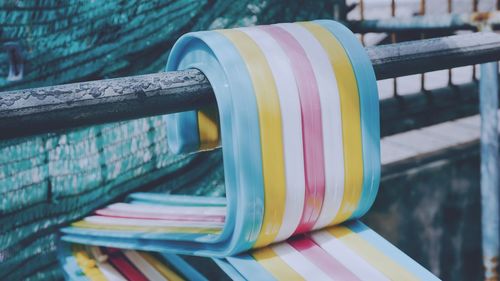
[59, 20, 438, 280]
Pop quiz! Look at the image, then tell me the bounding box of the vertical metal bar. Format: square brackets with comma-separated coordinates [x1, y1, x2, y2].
[360, 0, 365, 45]
[473, 0, 479, 12]
[419, 0, 426, 92]
[448, 0, 453, 86]
[419, 0, 426, 15]
[333, 0, 347, 22]
[390, 0, 396, 42]
[473, 0, 479, 80]
[480, 61, 500, 281]
[391, 0, 398, 97]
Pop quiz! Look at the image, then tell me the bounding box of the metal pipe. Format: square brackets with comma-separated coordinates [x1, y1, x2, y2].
[419, 0, 426, 92]
[359, 0, 365, 45]
[0, 70, 214, 139]
[366, 32, 500, 79]
[480, 61, 500, 281]
[349, 11, 500, 33]
[447, 0, 453, 86]
[1, 32, 500, 139]
[472, 2, 479, 81]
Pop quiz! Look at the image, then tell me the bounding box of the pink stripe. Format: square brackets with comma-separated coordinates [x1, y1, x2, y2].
[95, 209, 225, 223]
[104, 248, 149, 281]
[260, 25, 325, 234]
[288, 236, 360, 281]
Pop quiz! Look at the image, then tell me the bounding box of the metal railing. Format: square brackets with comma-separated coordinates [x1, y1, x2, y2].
[352, 1, 499, 278]
[0, 32, 499, 139]
[352, 0, 500, 99]
[0, 30, 499, 279]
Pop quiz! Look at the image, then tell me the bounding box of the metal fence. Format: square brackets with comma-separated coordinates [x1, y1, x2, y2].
[354, 0, 500, 98]
[353, 2, 500, 278]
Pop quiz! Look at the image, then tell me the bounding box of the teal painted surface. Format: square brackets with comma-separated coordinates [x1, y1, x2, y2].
[0, 0, 342, 91]
[0, 1, 345, 279]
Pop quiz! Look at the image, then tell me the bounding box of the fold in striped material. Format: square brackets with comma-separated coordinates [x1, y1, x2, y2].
[59, 19, 438, 280]
[62, 19, 379, 253]
[61, 222, 438, 280]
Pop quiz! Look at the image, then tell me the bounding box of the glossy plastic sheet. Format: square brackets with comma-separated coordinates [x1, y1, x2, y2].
[59, 20, 438, 280]
[60, 221, 438, 280]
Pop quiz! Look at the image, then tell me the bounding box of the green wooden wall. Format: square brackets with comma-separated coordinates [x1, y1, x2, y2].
[0, 1, 346, 280]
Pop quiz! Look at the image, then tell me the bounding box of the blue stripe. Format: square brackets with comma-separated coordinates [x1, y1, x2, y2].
[226, 254, 277, 281]
[166, 110, 200, 154]
[212, 258, 247, 281]
[348, 221, 440, 281]
[128, 193, 226, 207]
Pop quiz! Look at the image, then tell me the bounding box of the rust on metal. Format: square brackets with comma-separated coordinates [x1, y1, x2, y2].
[483, 255, 499, 281]
[472, 1, 479, 80]
[472, 12, 493, 23]
[419, 0, 426, 15]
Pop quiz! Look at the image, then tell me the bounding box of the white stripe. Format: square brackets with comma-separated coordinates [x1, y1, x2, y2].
[311, 231, 389, 281]
[271, 242, 332, 281]
[238, 27, 306, 242]
[123, 250, 168, 281]
[277, 23, 345, 230]
[85, 216, 223, 228]
[106, 203, 227, 216]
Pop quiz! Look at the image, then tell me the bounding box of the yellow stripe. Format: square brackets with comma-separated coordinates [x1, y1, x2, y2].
[299, 22, 364, 224]
[71, 244, 107, 281]
[327, 226, 419, 281]
[72, 220, 221, 234]
[197, 105, 220, 150]
[252, 247, 305, 280]
[217, 29, 286, 247]
[139, 252, 185, 281]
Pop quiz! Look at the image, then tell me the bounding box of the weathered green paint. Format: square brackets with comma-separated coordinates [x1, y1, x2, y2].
[0, 0, 342, 90]
[0, 1, 345, 280]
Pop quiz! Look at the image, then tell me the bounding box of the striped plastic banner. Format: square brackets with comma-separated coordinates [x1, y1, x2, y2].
[60, 221, 437, 280]
[59, 20, 439, 280]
